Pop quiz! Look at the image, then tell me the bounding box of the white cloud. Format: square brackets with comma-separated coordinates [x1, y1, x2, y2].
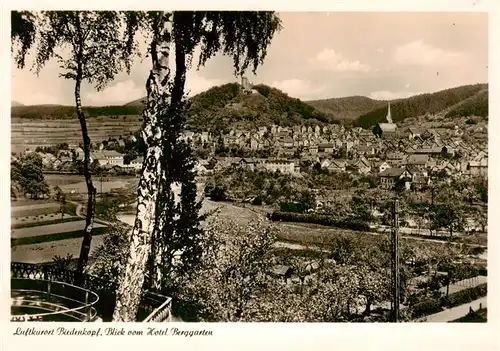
[271, 79, 326, 99]
[393, 40, 461, 66]
[310, 49, 371, 72]
[184, 72, 226, 97]
[84, 80, 144, 106]
[369, 90, 423, 100]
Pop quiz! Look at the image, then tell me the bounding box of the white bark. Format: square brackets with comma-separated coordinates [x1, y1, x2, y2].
[113, 13, 172, 322]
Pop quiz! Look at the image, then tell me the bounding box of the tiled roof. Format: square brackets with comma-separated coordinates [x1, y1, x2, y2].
[378, 123, 397, 132]
[380, 167, 406, 177]
[406, 154, 429, 165]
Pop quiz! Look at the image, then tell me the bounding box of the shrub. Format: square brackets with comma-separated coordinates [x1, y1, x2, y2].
[251, 197, 263, 206]
[279, 202, 305, 213]
[410, 283, 487, 319]
[209, 186, 227, 201]
[441, 283, 487, 308]
[411, 298, 443, 319]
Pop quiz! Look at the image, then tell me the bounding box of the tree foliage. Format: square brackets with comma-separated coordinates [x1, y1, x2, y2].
[11, 153, 50, 199]
[176, 216, 279, 322]
[88, 223, 131, 281]
[430, 204, 466, 237]
[13, 11, 138, 88]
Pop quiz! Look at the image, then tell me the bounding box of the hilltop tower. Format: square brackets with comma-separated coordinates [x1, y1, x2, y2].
[386, 102, 392, 123]
[241, 75, 252, 90]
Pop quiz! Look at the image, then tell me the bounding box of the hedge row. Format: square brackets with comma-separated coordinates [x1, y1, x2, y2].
[11, 217, 81, 229]
[11, 227, 108, 246]
[442, 283, 487, 309]
[410, 283, 487, 319]
[268, 211, 371, 232]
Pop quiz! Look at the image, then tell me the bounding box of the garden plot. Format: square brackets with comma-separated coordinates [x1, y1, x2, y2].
[12, 220, 106, 239]
[11, 215, 80, 227]
[11, 202, 61, 218]
[11, 235, 106, 264]
[59, 178, 138, 194]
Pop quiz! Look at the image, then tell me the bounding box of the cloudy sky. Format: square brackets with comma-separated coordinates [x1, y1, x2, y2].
[11, 12, 488, 106]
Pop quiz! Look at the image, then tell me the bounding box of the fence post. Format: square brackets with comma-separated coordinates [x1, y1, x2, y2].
[85, 291, 90, 321]
[47, 280, 51, 301]
[43, 265, 49, 280]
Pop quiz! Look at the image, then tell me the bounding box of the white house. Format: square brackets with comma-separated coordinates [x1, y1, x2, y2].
[93, 150, 125, 167]
[264, 159, 297, 175]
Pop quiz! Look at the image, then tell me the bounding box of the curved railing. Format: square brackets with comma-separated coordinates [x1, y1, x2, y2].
[11, 278, 99, 322]
[11, 262, 172, 322]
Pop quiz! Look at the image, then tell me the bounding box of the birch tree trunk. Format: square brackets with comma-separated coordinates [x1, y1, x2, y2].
[113, 13, 172, 322]
[75, 15, 97, 276]
[148, 39, 187, 290]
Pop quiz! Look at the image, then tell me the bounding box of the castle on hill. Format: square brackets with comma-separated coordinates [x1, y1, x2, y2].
[240, 75, 258, 95]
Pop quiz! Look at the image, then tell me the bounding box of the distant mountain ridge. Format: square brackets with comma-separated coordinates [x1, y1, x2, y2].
[305, 96, 388, 121]
[354, 83, 488, 128]
[12, 83, 488, 131]
[124, 97, 147, 107]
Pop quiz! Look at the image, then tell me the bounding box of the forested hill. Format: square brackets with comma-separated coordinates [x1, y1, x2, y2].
[184, 83, 335, 132]
[305, 96, 387, 121]
[354, 83, 488, 128]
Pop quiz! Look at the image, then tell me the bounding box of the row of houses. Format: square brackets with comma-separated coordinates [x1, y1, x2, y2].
[195, 157, 300, 175]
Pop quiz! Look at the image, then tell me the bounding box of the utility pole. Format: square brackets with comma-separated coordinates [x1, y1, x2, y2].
[392, 199, 400, 322]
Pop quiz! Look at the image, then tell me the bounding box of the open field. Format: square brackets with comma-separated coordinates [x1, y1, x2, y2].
[11, 199, 55, 207]
[11, 235, 106, 264]
[43, 174, 139, 195]
[11, 117, 141, 153]
[11, 216, 81, 229]
[44, 174, 86, 186]
[11, 202, 61, 218]
[12, 220, 106, 239]
[61, 178, 138, 194]
[11, 227, 108, 246]
[118, 199, 262, 228]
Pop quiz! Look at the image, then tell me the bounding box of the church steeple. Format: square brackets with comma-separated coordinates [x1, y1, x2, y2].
[386, 102, 392, 123]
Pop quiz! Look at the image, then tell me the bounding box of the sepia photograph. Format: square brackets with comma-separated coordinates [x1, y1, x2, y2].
[9, 9, 489, 326]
